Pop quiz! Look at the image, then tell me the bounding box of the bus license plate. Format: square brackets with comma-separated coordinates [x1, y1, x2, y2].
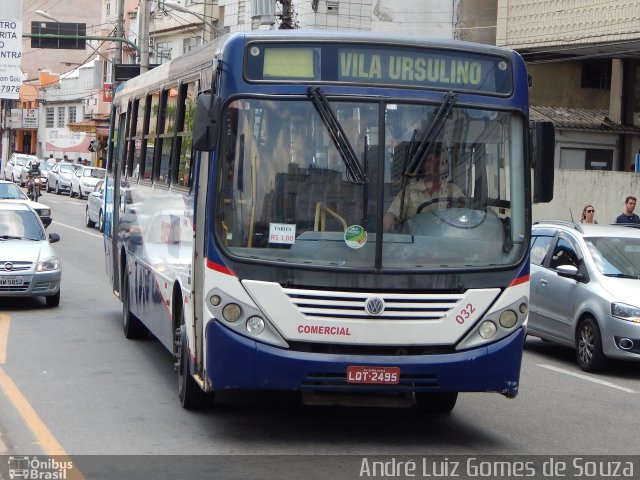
[0, 276, 23, 286]
[346, 366, 400, 385]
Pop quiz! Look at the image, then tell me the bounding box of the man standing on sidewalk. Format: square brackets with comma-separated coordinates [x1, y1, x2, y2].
[614, 196, 640, 224]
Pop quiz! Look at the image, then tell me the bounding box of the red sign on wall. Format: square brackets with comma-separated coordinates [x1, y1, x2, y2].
[103, 84, 113, 103]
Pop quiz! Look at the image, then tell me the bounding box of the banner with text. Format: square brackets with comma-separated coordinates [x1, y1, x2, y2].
[0, 17, 23, 100]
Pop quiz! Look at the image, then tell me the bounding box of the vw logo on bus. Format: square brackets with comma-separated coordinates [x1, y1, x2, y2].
[365, 296, 385, 316]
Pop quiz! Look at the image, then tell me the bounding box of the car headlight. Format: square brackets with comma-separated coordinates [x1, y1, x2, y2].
[37, 257, 60, 272]
[37, 209, 51, 216]
[611, 303, 640, 323]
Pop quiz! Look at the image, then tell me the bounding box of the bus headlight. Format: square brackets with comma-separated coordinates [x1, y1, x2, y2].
[209, 294, 221, 306]
[222, 303, 242, 322]
[499, 310, 518, 328]
[519, 303, 528, 315]
[246, 316, 265, 335]
[478, 321, 497, 339]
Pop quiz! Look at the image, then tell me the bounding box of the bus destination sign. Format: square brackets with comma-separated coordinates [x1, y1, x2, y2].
[246, 43, 512, 95]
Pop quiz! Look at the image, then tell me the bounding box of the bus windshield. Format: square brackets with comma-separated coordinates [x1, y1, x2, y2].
[216, 97, 525, 270]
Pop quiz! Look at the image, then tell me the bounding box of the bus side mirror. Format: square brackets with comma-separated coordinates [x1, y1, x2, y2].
[193, 94, 221, 151]
[531, 120, 555, 203]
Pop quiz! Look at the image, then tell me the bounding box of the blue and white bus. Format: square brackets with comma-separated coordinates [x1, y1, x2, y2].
[104, 31, 554, 411]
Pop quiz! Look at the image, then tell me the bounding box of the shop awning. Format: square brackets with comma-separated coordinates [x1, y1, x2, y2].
[67, 114, 110, 136]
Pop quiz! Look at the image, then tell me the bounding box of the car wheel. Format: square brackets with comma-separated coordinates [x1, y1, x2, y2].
[45, 290, 61, 307]
[576, 317, 608, 372]
[85, 207, 96, 228]
[176, 315, 212, 409]
[98, 210, 104, 232]
[122, 270, 146, 339]
[55, 182, 61, 195]
[415, 392, 458, 414]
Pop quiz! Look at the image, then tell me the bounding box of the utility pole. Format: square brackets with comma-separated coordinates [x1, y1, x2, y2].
[115, 0, 125, 77]
[278, 0, 295, 29]
[139, 0, 149, 73]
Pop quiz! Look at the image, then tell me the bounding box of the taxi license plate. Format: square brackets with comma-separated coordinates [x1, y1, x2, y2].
[0, 276, 23, 286]
[346, 366, 400, 385]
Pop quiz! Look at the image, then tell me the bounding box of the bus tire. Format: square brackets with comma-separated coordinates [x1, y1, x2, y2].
[415, 392, 458, 414]
[176, 319, 211, 409]
[122, 272, 146, 339]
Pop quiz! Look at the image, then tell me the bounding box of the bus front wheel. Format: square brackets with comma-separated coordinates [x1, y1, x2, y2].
[176, 319, 211, 409]
[415, 392, 458, 414]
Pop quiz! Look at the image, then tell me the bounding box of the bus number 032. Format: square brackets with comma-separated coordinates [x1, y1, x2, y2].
[456, 303, 476, 324]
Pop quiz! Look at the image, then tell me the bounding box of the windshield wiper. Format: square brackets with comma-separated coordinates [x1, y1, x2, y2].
[603, 273, 640, 279]
[405, 90, 457, 176]
[0, 235, 24, 240]
[307, 87, 367, 184]
[396, 91, 457, 224]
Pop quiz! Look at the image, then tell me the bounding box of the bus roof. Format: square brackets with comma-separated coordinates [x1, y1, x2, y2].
[115, 30, 522, 100]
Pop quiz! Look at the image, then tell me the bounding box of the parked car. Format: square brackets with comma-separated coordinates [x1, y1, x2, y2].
[529, 221, 640, 372]
[85, 179, 105, 231]
[71, 166, 106, 199]
[46, 162, 78, 195]
[0, 180, 52, 227]
[37, 161, 52, 190]
[3, 153, 39, 185]
[0, 202, 61, 307]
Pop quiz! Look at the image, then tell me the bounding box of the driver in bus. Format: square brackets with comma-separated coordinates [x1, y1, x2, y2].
[383, 147, 464, 232]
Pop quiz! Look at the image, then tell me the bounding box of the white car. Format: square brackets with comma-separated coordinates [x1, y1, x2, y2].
[71, 166, 106, 199]
[0, 202, 61, 307]
[47, 162, 77, 195]
[85, 179, 105, 231]
[3, 153, 39, 185]
[0, 180, 52, 227]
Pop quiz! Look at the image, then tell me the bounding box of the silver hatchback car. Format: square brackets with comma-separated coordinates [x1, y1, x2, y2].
[529, 221, 640, 371]
[0, 202, 61, 307]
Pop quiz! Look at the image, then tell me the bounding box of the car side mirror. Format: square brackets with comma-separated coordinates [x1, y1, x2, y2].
[48, 233, 60, 243]
[556, 264, 579, 279]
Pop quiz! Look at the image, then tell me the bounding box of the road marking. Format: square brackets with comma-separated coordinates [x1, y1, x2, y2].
[52, 221, 103, 239]
[537, 363, 636, 393]
[0, 314, 9, 364]
[0, 316, 85, 477]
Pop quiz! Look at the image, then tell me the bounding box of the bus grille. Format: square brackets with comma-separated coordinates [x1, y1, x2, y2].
[282, 288, 464, 321]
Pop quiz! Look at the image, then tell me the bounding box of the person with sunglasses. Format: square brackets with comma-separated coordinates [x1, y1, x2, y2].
[580, 204, 598, 224]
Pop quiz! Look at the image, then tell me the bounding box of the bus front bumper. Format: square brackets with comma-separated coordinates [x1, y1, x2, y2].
[204, 321, 524, 396]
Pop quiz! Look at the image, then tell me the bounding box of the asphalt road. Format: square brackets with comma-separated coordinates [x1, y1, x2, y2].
[0, 189, 638, 478]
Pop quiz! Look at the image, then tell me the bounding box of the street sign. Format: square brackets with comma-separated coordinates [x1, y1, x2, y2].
[114, 64, 159, 81]
[30, 22, 86, 49]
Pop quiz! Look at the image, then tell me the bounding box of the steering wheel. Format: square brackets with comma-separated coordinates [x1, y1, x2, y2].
[416, 196, 465, 214]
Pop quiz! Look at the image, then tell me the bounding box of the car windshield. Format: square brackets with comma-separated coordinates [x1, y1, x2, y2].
[83, 168, 105, 178]
[586, 236, 640, 277]
[60, 164, 76, 173]
[0, 210, 45, 240]
[0, 183, 28, 200]
[216, 98, 526, 270]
